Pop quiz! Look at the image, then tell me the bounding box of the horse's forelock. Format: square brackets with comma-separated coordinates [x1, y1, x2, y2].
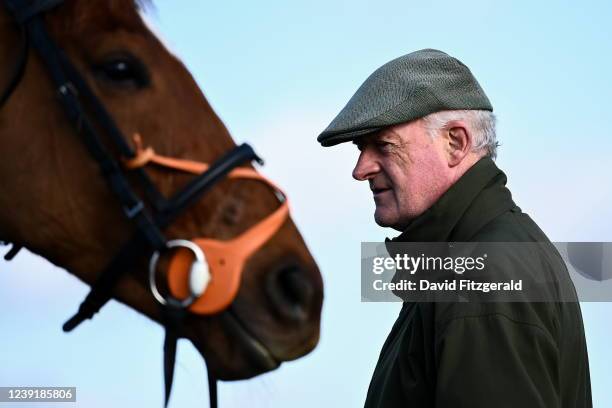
[135, 0, 155, 13]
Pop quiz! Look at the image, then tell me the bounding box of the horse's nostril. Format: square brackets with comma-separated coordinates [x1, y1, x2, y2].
[279, 267, 313, 307]
[266, 264, 315, 323]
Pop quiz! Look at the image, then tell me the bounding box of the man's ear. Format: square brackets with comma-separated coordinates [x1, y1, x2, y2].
[444, 122, 471, 167]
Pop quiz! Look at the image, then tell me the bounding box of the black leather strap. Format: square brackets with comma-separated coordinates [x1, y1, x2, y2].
[62, 143, 259, 333]
[0, 24, 28, 107]
[161, 303, 218, 408]
[3, 243, 23, 260]
[160, 144, 262, 222]
[2, 2, 240, 407]
[57, 51, 168, 211]
[26, 16, 167, 251]
[3, 0, 62, 24]
[208, 370, 218, 408]
[62, 235, 149, 332]
[161, 303, 185, 407]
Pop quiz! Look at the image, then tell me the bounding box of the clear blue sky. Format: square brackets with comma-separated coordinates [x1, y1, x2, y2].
[1, 0, 611, 407]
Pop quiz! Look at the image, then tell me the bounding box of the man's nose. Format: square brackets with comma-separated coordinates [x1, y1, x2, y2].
[352, 149, 380, 181]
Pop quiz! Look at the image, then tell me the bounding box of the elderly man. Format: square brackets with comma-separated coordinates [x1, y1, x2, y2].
[318, 49, 592, 407]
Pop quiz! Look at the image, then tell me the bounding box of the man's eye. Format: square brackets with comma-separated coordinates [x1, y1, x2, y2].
[376, 141, 392, 151]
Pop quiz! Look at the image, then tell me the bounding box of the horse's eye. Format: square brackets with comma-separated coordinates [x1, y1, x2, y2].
[92, 53, 150, 89]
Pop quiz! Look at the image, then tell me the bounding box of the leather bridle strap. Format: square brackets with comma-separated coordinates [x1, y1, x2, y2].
[161, 303, 218, 408]
[5, 0, 61, 23]
[0, 0, 63, 106]
[162, 305, 183, 407]
[0, 24, 28, 107]
[63, 143, 261, 331]
[1, 1, 259, 406]
[56, 49, 168, 211]
[24, 14, 167, 249]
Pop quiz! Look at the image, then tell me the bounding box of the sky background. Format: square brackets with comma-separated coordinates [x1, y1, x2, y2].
[1, 0, 611, 407]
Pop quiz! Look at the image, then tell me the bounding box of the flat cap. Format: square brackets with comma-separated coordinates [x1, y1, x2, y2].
[317, 49, 493, 147]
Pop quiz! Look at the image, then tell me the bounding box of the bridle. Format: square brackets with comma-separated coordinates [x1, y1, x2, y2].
[0, 1, 290, 407]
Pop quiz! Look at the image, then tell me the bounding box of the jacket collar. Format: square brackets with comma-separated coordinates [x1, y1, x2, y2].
[388, 157, 516, 243]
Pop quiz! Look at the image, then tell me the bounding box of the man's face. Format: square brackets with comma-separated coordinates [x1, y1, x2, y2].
[352, 120, 454, 230]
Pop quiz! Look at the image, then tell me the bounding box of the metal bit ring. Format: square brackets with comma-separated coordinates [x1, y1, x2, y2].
[149, 239, 207, 308]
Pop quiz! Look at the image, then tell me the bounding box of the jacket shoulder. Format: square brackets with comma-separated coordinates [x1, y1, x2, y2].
[470, 206, 551, 243]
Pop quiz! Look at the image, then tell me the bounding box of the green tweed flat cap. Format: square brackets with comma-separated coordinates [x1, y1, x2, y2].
[317, 48, 493, 147]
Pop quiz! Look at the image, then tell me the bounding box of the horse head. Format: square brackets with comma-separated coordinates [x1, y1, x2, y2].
[0, 0, 323, 382]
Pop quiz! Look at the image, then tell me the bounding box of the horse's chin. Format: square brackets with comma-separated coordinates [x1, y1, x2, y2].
[221, 310, 282, 379]
[189, 309, 282, 381]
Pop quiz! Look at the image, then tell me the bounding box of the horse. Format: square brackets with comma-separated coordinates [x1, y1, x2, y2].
[0, 0, 323, 402]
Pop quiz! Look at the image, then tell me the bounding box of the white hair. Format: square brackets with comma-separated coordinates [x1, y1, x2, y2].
[421, 110, 499, 159]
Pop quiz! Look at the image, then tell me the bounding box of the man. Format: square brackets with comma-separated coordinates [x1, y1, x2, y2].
[318, 49, 592, 407]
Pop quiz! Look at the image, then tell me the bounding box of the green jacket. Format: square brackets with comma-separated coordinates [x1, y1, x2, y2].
[364, 158, 592, 408]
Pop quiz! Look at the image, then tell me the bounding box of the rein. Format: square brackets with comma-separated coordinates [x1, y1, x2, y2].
[0, 1, 289, 406]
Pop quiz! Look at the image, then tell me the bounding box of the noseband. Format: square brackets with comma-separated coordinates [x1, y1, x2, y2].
[0, 1, 290, 406]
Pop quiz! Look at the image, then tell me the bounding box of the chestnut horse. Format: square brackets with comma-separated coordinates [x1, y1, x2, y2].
[0, 0, 322, 398]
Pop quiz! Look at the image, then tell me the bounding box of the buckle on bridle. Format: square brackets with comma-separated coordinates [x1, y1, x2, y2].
[123, 201, 144, 219]
[57, 82, 78, 97]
